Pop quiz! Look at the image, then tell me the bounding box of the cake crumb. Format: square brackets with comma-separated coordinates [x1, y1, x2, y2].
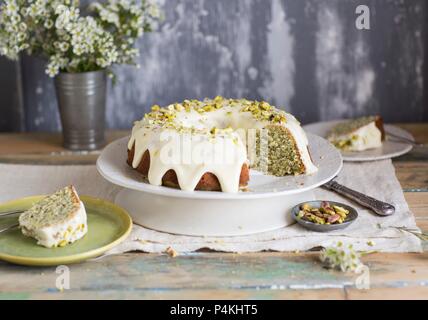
[165, 246, 178, 258]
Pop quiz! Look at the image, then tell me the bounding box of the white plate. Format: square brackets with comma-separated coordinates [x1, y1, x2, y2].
[303, 121, 413, 162]
[96, 134, 342, 236]
[96, 134, 342, 200]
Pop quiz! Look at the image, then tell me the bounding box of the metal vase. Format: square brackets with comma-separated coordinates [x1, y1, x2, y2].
[54, 70, 107, 150]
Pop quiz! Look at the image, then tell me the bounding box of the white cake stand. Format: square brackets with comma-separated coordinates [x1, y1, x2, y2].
[96, 134, 342, 236]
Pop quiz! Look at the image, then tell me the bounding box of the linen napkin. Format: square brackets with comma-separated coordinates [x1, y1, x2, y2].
[0, 159, 421, 254]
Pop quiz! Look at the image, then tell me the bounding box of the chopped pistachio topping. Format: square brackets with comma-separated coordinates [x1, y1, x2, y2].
[240, 100, 287, 123]
[141, 97, 288, 135]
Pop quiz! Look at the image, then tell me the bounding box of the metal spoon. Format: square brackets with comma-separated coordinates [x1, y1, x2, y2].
[0, 210, 25, 217]
[322, 180, 395, 216]
[0, 223, 19, 234]
[0, 210, 23, 234]
[386, 131, 424, 147]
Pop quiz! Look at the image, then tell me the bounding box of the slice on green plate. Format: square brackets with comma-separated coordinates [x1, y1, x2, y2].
[0, 195, 132, 266]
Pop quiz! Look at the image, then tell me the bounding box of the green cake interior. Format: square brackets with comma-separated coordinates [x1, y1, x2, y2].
[251, 126, 305, 176]
[19, 186, 79, 229]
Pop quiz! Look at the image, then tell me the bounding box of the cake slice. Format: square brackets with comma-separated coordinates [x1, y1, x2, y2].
[19, 186, 88, 248]
[327, 116, 385, 151]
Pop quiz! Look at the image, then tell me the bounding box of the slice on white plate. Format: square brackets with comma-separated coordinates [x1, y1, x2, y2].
[326, 116, 384, 152]
[304, 120, 413, 161]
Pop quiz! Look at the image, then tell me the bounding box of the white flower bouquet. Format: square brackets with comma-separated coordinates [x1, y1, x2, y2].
[0, 0, 162, 77]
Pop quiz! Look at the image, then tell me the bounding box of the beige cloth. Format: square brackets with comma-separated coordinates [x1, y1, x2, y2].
[0, 160, 422, 253]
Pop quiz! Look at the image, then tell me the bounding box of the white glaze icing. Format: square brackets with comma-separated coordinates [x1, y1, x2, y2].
[128, 99, 317, 193]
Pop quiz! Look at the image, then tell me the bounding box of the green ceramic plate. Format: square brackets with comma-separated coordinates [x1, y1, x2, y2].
[0, 195, 132, 266]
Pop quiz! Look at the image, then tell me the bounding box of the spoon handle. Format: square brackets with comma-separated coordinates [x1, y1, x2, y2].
[323, 180, 395, 216]
[0, 223, 19, 234]
[386, 131, 423, 147]
[0, 210, 25, 217]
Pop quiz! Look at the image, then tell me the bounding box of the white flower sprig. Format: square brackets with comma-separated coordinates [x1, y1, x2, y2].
[0, 0, 162, 77]
[320, 241, 364, 273]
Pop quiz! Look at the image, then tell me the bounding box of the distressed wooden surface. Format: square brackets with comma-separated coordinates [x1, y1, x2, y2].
[0, 251, 428, 300]
[0, 131, 127, 165]
[0, 124, 427, 300]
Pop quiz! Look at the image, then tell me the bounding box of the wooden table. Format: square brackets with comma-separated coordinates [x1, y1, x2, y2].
[0, 124, 427, 300]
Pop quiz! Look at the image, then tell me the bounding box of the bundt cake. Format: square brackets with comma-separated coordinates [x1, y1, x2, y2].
[327, 116, 385, 151]
[127, 97, 318, 193]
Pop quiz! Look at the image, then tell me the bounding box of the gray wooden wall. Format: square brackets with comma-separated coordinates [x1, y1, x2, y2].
[1, 0, 427, 132]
